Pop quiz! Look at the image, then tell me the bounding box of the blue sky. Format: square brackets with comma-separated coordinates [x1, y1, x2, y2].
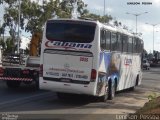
[1, 0, 160, 52]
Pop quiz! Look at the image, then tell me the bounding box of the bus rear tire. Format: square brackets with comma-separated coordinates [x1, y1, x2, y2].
[108, 80, 115, 100]
[6, 81, 21, 88]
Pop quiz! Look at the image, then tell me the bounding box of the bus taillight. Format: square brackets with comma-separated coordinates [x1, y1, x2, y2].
[39, 64, 43, 77]
[91, 69, 97, 81]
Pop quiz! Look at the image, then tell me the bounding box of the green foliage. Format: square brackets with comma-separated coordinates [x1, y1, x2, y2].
[82, 13, 112, 23]
[60, 0, 88, 18]
[113, 20, 122, 27]
[148, 92, 158, 101]
[0, 38, 5, 49]
[0, 23, 5, 34]
[0, 37, 14, 53]
[1, 0, 113, 34]
[5, 37, 14, 53]
[0, 0, 114, 47]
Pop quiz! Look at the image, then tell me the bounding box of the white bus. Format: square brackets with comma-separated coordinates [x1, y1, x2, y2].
[39, 19, 143, 101]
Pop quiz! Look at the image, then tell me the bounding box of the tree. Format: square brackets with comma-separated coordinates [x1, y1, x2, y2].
[82, 13, 112, 23]
[60, 0, 88, 18]
[1, 0, 89, 35]
[0, 37, 14, 53]
[1, 0, 22, 51]
[5, 37, 14, 53]
[1, 0, 113, 45]
[0, 38, 5, 49]
[114, 20, 118, 26]
[1, 0, 113, 33]
[0, 25, 5, 37]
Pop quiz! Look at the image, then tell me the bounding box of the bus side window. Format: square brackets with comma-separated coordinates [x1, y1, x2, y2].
[138, 39, 141, 53]
[135, 38, 139, 53]
[111, 33, 117, 51]
[105, 31, 111, 50]
[133, 38, 136, 53]
[138, 39, 143, 53]
[100, 30, 106, 50]
[122, 35, 128, 52]
[128, 37, 133, 53]
[117, 33, 122, 52]
[141, 40, 144, 53]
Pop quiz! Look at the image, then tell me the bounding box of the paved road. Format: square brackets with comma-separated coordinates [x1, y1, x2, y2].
[0, 68, 159, 120]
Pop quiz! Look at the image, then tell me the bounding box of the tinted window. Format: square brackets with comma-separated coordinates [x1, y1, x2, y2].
[100, 30, 106, 49]
[128, 37, 133, 53]
[122, 35, 128, 52]
[140, 40, 144, 53]
[106, 31, 111, 50]
[111, 33, 117, 51]
[138, 39, 143, 53]
[133, 38, 137, 53]
[117, 33, 122, 51]
[100, 30, 111, 50]
[46, 20, 96, 43]
[135, 38, 139, 53]
[133, 37, 143, 53]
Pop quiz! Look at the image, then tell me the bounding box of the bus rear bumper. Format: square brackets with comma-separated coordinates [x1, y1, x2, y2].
[39, 77, 96, 96]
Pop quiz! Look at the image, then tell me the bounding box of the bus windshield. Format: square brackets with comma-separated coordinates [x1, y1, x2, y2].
[46, 20, 96, 43]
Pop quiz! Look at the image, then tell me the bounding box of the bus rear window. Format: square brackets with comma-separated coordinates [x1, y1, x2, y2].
[46, 20, 96, 43]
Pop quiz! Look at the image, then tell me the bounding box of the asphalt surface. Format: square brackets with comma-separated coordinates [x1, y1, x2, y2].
[0, 67, 160, 120]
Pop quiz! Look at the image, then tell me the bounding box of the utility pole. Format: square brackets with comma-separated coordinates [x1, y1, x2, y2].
[146, 23, 160, 53]
[104, 0, 106, 16]
[0, 20, 1, 37]
[17, 0, 21, 54]
[126, 12, 148, 35]
[103, 0, 107, 23]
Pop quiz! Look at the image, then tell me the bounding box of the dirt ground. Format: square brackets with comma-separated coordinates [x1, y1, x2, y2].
[135, 96, 160, 114]
[127, 96, 160, 120]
